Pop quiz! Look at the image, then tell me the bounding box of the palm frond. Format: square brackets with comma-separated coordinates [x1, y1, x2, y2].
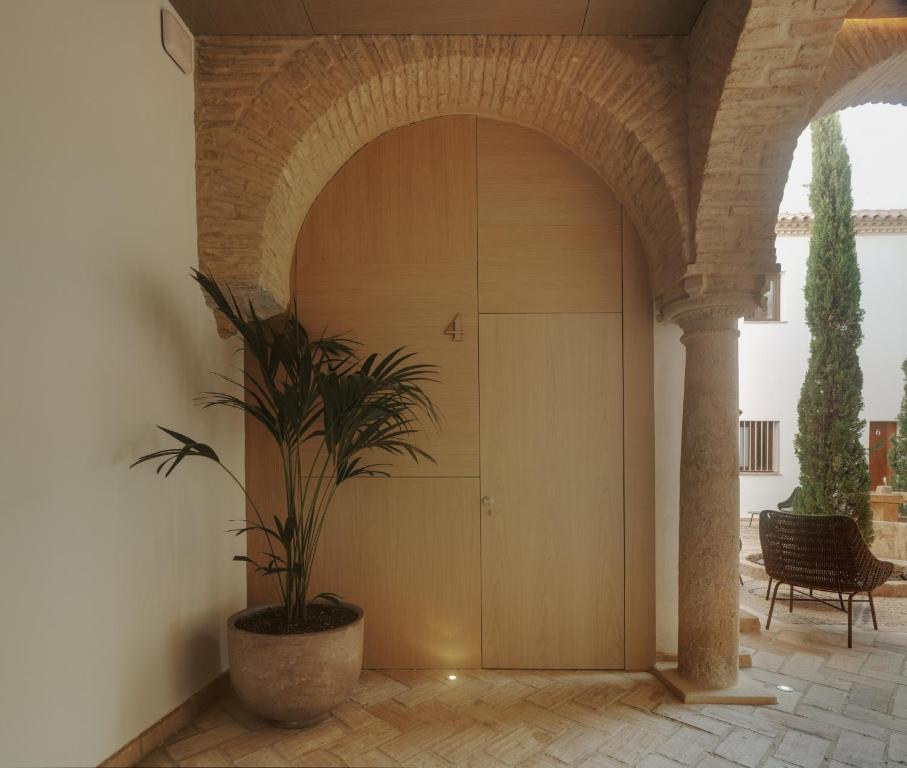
[130, 426, 219, 476]
[138, 273, 441, 626]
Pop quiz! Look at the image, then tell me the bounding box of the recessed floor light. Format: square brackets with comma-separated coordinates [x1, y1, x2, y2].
[776, 684, 795, 693]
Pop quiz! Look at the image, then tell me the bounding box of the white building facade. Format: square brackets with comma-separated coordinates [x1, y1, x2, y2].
[739, 210, 907, 514]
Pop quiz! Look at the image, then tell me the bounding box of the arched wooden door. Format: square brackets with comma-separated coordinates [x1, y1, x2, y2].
[246, 115, 654, 670]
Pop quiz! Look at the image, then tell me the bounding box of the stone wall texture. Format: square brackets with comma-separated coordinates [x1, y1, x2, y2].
[193, 5, 907, 318]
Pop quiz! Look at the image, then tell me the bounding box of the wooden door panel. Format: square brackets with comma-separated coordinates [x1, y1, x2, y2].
[477, 119, 620, 226]
[478, 226, 621, 314]
[294, 115, 479, 477]
[621, 220, 655, 671]
[479, 313, 625, 669]
[477, 119, 621, 314]
[309, 477, 482, 668]
[870, 421, 898, 489]
[297, 116, 477, 267]
[298, 262, 479, 477]
[244, 400, 286, 608]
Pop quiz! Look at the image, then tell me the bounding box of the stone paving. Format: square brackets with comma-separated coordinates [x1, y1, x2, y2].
[138, 590, 907, 767]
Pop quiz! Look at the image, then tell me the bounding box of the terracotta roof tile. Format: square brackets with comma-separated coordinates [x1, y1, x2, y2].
[776, 209, 907, 235]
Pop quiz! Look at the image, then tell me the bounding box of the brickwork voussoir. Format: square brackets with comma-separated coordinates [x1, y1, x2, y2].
[813, 18, 907, 116]
[192, 9, 906, 325]
[195, 35, 691, 317]
[687, 0, 849, 311]
[688, 3, 907, 322]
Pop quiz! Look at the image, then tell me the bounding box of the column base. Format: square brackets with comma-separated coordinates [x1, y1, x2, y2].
[656, 652, 753, 669]
[652, 663, 777, 705]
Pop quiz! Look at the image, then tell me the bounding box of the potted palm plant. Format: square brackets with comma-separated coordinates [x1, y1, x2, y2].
[133, 271, 439, 727]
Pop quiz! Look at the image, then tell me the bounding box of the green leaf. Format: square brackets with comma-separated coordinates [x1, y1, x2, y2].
[157, 425, 199, 446]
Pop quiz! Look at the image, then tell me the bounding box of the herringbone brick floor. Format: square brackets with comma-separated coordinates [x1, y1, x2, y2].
[139, 612, 907, 767]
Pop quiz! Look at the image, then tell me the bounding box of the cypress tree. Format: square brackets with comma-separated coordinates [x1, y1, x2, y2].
[890, 360, 907, 494]
[793, 113, 872, 541]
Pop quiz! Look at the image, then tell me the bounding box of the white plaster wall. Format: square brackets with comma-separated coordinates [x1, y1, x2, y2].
[738, 237, 810, 511]
[860, 235, 907, 427]
[739, 232, 907, 513]
[0, 3, 245, 765]
[654, 320, 684, 655]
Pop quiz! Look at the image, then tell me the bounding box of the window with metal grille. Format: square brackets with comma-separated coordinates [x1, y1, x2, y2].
[739, 420, 780, 473]
[748, 274, 781, 322]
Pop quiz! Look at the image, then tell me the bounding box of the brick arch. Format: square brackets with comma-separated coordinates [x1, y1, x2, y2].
[195, 35, 691, 317]
[685, 7, 907, 309]
[682, 0, 852, 308]
[812, 18, 907, 117]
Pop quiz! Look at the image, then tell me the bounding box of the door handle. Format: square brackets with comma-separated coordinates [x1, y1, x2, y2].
[482, 496, 495, 515]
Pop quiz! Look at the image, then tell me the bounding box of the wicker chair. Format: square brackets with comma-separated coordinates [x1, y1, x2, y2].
[759, 510, 893, 647]
[748, 487, 800, 527]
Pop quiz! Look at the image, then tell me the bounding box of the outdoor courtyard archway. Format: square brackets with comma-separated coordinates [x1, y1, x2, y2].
[193, 9, 907, 701]
[689, 13, 907, 306]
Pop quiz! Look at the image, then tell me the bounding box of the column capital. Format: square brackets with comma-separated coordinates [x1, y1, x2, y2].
[659, 293, 754, 339]
[655, 261, 780, 330]
[655, 262, 778, 333]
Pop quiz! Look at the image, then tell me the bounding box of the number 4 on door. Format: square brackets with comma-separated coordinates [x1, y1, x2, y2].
[444, 314, 464, 342]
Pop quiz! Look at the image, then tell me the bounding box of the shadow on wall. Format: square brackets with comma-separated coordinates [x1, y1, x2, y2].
[111, 623, 223, 751]
[108, 259, 240, 745]
[112, 257, 235, 462]
[172, 630, 223, 696]
[118, 257, 219, 389]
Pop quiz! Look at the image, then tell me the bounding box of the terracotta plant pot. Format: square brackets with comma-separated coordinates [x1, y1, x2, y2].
[227, 603, 364, 728]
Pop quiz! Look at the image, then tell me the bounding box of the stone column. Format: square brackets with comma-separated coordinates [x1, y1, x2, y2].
[666, 297, 750, 690]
